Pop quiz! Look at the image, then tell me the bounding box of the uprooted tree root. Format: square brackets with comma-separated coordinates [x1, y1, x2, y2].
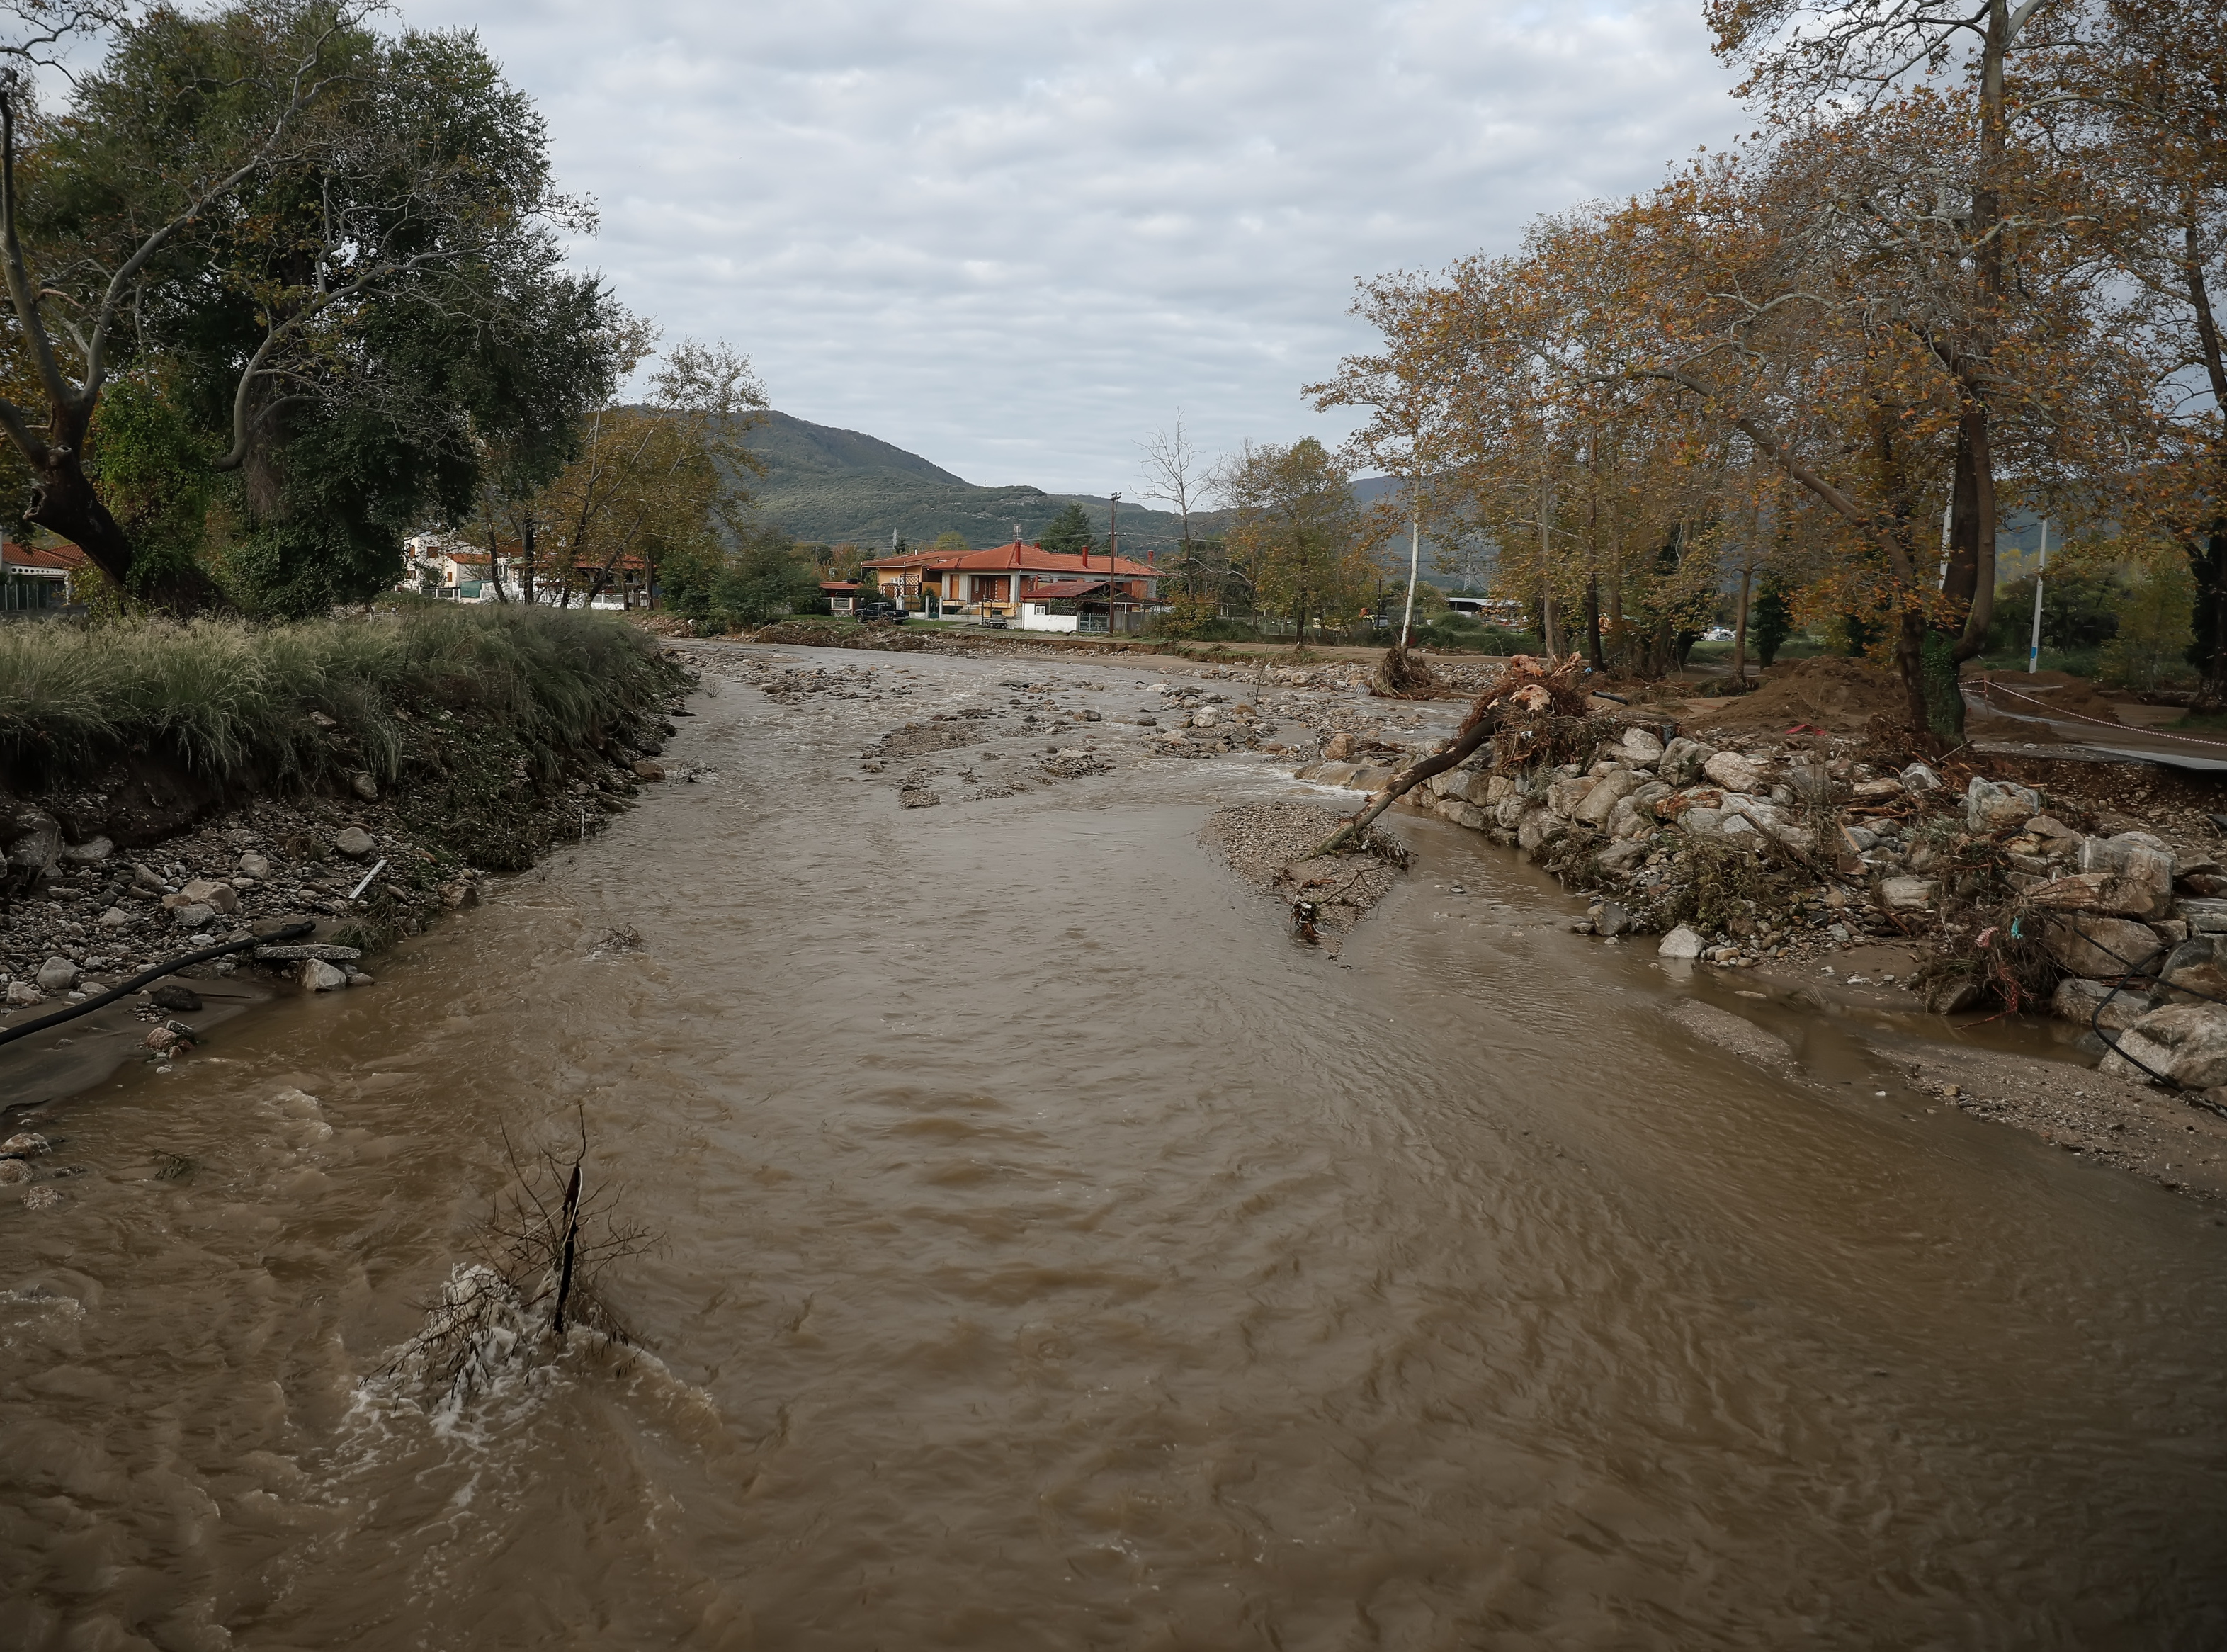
[1370, 644, 1438, 700]
[373, 1108, 658, 1412]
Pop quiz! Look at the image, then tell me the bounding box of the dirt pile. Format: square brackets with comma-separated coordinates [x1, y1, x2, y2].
[749, 621, 929, 651]
[1689, 656, 1908, 735]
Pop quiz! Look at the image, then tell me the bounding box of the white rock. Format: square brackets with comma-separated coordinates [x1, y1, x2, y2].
[301, 959, 348, 991]
[6, 980, 41, 1005]
[1658, 926, 1706, 959]
[172, 903, 215, 929]
[1966, 776, 2041, 833]
[180, 878, 239, 914]
[1658, 738, 1716, 787]
[1574, 768, 1641, 827]
[1619, 727, 1665, 763]
[1878, 876, 1938, 912]
[98, 906, 133, 927]
[237, 852, 271, 879]
[334, 826, 375, 859]
[1900, 762, 1943, 792]
[58, 836, 114, 864]
[2100, 1003, 2227, 1087]
[1703, 750, 1771, 793]
[34, 956, 77, 992]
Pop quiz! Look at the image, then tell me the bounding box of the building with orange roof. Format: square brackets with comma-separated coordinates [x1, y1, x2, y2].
[861, 539, 1164, 630]
[1, 539, 86, 613]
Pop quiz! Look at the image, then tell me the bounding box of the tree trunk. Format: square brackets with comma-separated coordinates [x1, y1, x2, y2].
[1585, 570, 1604, 669]
[1731, 558, 1753, 682]
[2189, 521, 2227, 714]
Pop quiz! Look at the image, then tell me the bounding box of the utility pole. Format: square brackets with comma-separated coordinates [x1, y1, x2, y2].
[1106, 494, 1121, 635]
[2027, 517, 2049, 674]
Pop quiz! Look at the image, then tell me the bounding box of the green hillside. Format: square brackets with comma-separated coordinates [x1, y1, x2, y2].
[739, 409, 1225, 554]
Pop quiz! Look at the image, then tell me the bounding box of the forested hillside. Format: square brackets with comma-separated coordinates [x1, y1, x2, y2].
[742, 409, 1227, 553]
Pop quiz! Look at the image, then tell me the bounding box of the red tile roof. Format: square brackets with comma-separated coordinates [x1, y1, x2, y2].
[863, 540, 1160, 579]
[2, 540, 85, 572]
[1020, 578, 1116, 600]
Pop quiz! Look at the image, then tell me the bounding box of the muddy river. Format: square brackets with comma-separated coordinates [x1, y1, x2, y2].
[5, 643, 2225, 1649]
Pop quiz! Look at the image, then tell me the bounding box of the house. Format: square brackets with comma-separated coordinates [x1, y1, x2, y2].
[1, 540, 86, 613]
[859, 540, 1164, 631]
[400, 534, 652, 609]
[821, 579, 861, 614]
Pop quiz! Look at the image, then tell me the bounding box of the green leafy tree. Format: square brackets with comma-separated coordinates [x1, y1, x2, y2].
[1750, 577, 1794, 666]
[1218, 437, 1371, 647]
[712, 524, 820, 624]
[1, 1, 621, 613]
[1039, 502, 1094, 554]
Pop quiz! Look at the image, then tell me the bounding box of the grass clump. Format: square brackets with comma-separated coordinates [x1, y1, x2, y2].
[0, 606, 684, 791]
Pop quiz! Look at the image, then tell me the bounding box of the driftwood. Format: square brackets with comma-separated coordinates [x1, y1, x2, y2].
[1313, 654, 1590, 856]
[1370, 643, 1438, 699]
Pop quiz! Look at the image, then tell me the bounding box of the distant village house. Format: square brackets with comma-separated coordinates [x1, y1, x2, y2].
[861, 540, 1163, 632]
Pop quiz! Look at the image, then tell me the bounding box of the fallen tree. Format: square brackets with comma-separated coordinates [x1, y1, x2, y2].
[1314, 653, 1591, 855]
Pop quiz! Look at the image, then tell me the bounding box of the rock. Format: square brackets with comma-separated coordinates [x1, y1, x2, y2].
[34, 956, 78, 993]
[22, 1186, 61, 1211]
[1446, 803, 1486, 831]
[1544, 774, 1598, 818]
[1702, 750, 1771, 793]
[1191, 708, 1220, 729]
[1966, 776, 2041, 833]
[5, 980, 40, 1006]
[237, 852, 271, 879]
[2041, 913, 2171, 978]
[178, 878, 239, 915]
[440, 879, 478, 909]
[1574, 767, 1641, 827]
[1900, 762, 1942, 793]
[351, 772, 380, 800]
[150, 984, 203, 1012]
[97, 906, 134, 927]
[1850, 778, 1904, 803]
[1658, 737, 1716, 787]
[1516, 809, 1565, 854]
[1428, 770, 1463, 800]
[630, 759, 667, 781]
[334, 826, 375, 859]
[2177, 898, 2227, 934]
[144, 1022, 188, 1051]
[2075, 832, 2175, 915]
[1658, 925, 1706, 959]
[309, 710, 338, 728]
[0, 1160, 28, 1185]
[1596, 900, 1632, 938]
[1458, 771, 1495, 807]
[58, 835, 114, 865]
[1606, 797, 1647, 839]
[1311, 762, 1359, 788]
[3, 806, 62, 891]
[1618, 727, 1665, 764]
[1679, 808, 1726, 838]
[301, 958, 349, 991]
[1484, 774, 1514, 805]
[2053, 976, 2151, 1032]
[0, 1132, 50, 1158]
[2153, 937, 2227, 1006]
[171, 903, 215, 929]
[2024, 867, 2170, 920]
[1322, 732, 1357, 762]
[1927, 978, 1984, 1014]
[2100, 1003, 2227, 1087]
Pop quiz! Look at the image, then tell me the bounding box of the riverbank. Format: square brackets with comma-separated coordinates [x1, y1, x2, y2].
[0, 606, 691, 1109]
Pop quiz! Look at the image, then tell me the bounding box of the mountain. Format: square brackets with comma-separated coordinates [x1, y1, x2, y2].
[738, 409, 1220, 553]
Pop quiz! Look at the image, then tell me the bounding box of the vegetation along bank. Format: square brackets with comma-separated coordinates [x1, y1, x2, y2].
[0, 605, 690, 1070]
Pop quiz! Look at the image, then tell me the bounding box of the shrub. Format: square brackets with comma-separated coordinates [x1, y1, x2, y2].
[2096, 560, 2197, 690]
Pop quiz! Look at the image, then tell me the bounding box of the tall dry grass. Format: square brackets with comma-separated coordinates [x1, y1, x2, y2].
[0, 604, 679, 789]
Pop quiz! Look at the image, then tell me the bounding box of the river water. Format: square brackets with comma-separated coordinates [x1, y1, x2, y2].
[5, 644, 2225, 1650]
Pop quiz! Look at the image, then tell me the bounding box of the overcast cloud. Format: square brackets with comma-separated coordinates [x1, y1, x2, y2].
[400, 0, 1747, 492]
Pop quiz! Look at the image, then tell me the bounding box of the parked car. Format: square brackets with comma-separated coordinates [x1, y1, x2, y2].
[857, 601, 907, 623]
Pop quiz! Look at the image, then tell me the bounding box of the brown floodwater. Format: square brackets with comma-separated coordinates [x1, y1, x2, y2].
[5, 643, 2225, 1650]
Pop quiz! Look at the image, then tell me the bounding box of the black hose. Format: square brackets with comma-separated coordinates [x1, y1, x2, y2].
[2030, 911, 2227, 1114]
[0, 920, 315, 1049]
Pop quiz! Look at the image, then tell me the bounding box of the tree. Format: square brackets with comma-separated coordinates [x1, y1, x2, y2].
[1, 1, 622, 613]
[931, 530, 968, 549]
[1218, 437, 1371, 647]
[1039, 501, 1094, 554]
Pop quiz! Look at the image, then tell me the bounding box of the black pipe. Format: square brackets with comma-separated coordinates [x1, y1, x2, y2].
[0, 920, 316, 1049]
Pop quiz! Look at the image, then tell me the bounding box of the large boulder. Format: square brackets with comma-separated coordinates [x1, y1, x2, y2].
[2053, 976, 2152, 1033]
[2024, 867, 2170, 920]
[2074, 832, 2175, 914]
[334, 825, 376, 859]
[2100, 1002, 2227, 1087]
[1966, 776, 2042, 833]
[1617, 726, 1665, 764]
[1679, 807, 1728, 838]
[1575, 767, 1643, 827]
[34, 956, 78, 993]
[1658, 737, 1716, 787]
[1703, 750, 1772, 793]
[1658, 925, 1706, 959]
[2155, 937, 2227, 1005]
[1516, 808, 1564, 853]
[1544, 773, 1597, 819]
[2041, 913, 2170, 978]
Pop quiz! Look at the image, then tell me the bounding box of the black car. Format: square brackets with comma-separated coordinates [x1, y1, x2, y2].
[856, 601, 908, 623]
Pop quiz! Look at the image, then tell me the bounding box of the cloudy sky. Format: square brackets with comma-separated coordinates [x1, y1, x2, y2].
[402, 1, 1748, 492]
